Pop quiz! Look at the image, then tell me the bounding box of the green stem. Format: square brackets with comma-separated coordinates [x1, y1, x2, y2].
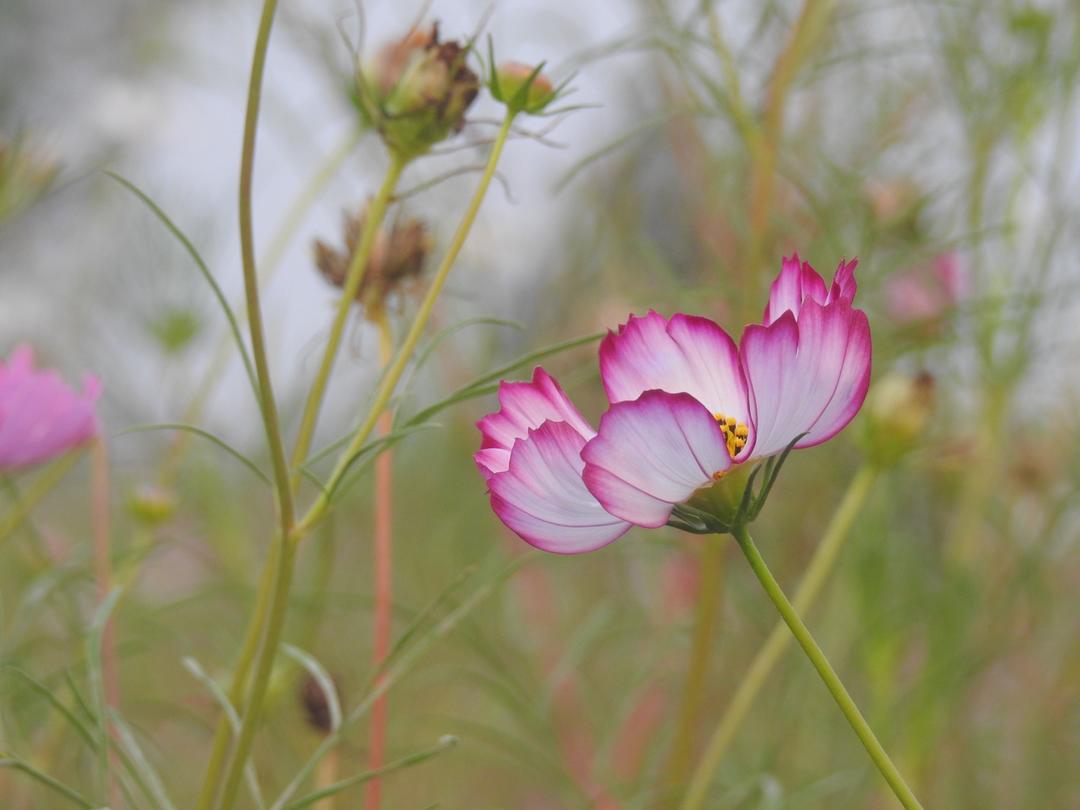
[214, 534, 299, 810]
[681, 465, 878, 809]
[198, 0, 295, 806]
[235, 0, 294, 531]
[292, 111, 517, 538]
[728, 523, 922, 809]
[289, 154, 408, 487]
[0, 448, 84, 545]
[664, 539, 725, 786]
[194, 542, 280, 810]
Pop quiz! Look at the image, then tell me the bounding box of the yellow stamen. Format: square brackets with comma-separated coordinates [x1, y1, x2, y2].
[713, 411, 750, 461]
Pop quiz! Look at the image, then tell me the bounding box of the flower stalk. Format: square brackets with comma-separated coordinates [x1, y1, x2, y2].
[198, 0, 295, 806]
[681, 464, 878, 808]
[727, 521, 922, 810]
[290, 154, 408, 486]
[365, 309, 396, 810]
[293, 109, 518, 537]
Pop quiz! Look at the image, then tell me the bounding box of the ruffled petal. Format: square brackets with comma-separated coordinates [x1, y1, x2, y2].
[476, 367, 594, 478]
[742, 301, 871, 458]
[581, 390, 731, 528]
[763, 254, 828, 324]
[598, 312, 751, 445]
[828, 258, 859, 305]
[487, 421, 630, 554]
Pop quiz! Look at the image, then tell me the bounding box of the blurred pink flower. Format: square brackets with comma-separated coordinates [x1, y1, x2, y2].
[0, 345, 101, 472]
[884, 253, 967, 327]
[476, 255, 871, 553]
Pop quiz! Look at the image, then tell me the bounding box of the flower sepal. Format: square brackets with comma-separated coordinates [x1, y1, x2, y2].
[667, 433, 805, 535]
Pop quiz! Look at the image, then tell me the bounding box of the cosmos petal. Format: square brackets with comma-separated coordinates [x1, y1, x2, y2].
[598, 311, 751, 447]
[582, 390, 732, 528]
[476, 366, 594, 477]
[0, 345, 101, 472]
[742, 300, 871, 458]
[487, 421, 630, 554]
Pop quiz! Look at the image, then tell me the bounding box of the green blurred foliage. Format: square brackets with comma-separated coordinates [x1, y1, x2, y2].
[2, 0, 1080, 808]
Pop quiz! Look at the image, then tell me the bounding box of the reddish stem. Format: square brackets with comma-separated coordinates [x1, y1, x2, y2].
[365, 315, 395, 810]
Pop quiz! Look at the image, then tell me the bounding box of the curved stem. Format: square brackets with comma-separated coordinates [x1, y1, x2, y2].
[663, 539, 725, 786]
[728, 523, 922, 810]
[682, 465, 878, 809]
[365, 310, 395, 810]
[289, 155, 407, 486]
[292, 110, 518, 538]
[199, 0, 296, 806]
[235, 0, 293, 532]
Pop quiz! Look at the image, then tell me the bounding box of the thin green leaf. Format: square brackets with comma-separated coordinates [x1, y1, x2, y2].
[270, 554, 536, 810]
[4, 666, 97, 751]
[405, 331, 603, 427]
[0, 757, 96, 808]
[281, 736, 458, 810]
[104, 171, 260, 400]
[377, 565, 478, 682]
[109, 711, 178, 810]
[282, 645, 341, 733]
[85, 587, 122, 803]
[181, 657, 266, 809]
[118, 423, 271, 486]
[303, 422, 439, 474]
[325, 422, 442, 502]
[396, 316, 523, 407]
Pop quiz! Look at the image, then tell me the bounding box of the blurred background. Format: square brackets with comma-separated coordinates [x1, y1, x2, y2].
[1, 0, 1079, 807]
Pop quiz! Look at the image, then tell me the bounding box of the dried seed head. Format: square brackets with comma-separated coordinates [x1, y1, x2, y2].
[314, 205, 432, 318]
[357, 23, 480, 159]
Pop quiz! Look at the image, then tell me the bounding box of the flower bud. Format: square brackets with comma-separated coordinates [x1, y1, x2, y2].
[357, 23, 479, 159]
[0, 136, 59, 222]
[314, 206, 432, 319]
[491, 61, 556, 114]
[861, 372, 935, 466]
[128, 483, 178, 526]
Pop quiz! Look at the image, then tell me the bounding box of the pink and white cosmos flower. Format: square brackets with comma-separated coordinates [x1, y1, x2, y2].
[476, 255, 871, 552]
[0, 345, 101, 472]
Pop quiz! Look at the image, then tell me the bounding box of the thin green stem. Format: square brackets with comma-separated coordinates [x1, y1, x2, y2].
[194, 543, 280, 810]
[0, 449, 85, 545]
[236, 0, 294, 532]
[728, 523, 922, 810]
[664, 539, 725, 786]
[681, 465, 878, 809]
[292, 111, 518, 538]
[214, 534, 299, 810]
[197, 0, 294, 806]
[289, 154, 407, 488]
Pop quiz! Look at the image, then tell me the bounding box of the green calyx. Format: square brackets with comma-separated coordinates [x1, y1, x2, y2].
[667, 434, 805, 535]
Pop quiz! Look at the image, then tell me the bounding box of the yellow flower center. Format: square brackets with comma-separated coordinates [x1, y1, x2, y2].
[713, 412, 750, 463]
